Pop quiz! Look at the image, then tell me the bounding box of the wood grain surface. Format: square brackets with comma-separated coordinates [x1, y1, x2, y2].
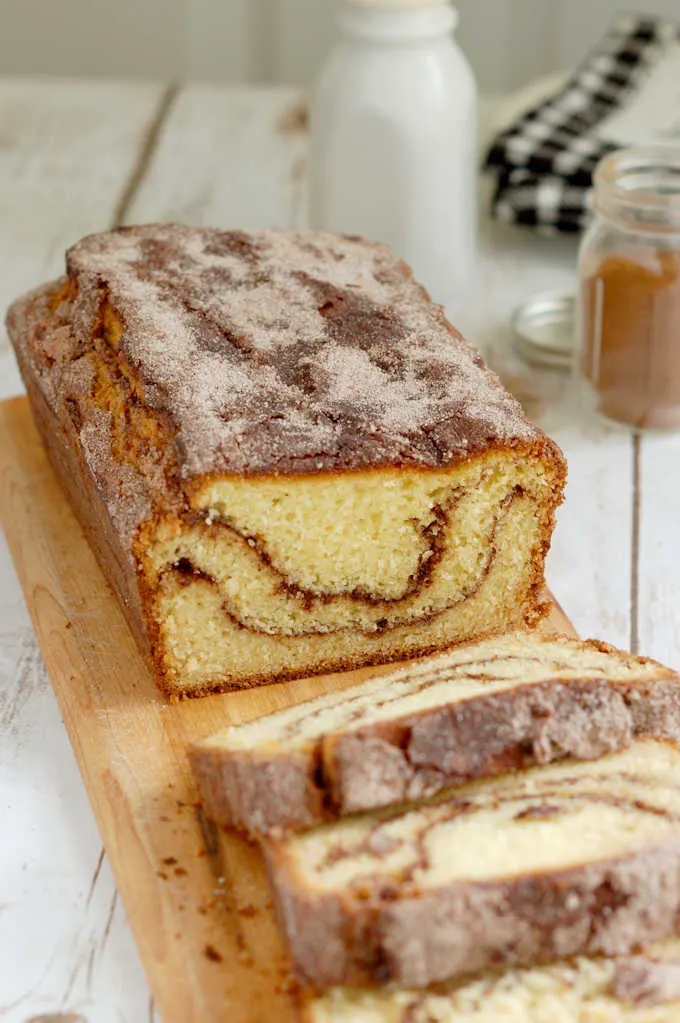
[0, 395, 576, 1023]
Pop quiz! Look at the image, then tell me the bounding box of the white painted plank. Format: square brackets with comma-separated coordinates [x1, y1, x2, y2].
[462, 214, 634, 651]
[544, 414, 633, 649]
[0, 79, 163, 313]
[125, 84, 308, 229]
[0, 78, 168, 399]
[636, 435, 680, 668]
[0, 77, 166, 1023]
[474, 92, 633, 650]
[0, 560, 153, 1023]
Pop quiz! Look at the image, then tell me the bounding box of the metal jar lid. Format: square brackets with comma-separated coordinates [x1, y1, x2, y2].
[512, 291, 576, 370]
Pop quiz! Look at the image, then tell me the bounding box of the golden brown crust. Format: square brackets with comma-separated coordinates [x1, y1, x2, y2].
[60, 225, 557, 480]
[15, 323, 152, 653]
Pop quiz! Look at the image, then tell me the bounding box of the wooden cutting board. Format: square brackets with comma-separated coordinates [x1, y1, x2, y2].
[0, 395, 577, 1023]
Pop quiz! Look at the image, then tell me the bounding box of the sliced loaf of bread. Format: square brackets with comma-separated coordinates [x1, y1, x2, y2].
[190, 632, 680, 836]
[308, 938, 680, 1022]
[266, 739, 680, 987]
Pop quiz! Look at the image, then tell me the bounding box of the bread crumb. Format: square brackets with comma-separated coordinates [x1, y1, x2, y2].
[276, 976, 301, 996]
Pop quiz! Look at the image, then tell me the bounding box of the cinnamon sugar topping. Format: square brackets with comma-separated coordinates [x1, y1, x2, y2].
[66, 225, 539, 478]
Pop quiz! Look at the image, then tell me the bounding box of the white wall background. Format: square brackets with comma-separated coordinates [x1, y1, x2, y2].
[0, 0, 678, 92]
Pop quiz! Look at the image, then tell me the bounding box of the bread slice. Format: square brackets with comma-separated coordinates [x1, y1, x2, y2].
[190, 632, 680, 836]
[266, 739, 680, 988]
[308, 938, 680, 1022]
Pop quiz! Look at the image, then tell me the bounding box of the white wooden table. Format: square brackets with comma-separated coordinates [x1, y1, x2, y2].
[0, 78, 677, 1023]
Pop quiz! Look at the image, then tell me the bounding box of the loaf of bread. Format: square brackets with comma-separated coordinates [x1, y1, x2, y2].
[6, 225, 565, 697]
[266, 739, 680, 988]
[191, 631, 680, 836]
[309, 938, 680, 1022]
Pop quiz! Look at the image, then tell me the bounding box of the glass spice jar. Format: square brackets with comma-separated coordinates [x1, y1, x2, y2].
[578, 145, 680, 431]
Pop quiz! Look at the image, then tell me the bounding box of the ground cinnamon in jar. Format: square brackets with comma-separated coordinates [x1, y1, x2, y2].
[581, 247, 680, 430]
[578, 146, 680, 431]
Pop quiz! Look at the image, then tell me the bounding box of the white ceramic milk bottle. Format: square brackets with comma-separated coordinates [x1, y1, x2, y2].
[309, 0, 477, 312]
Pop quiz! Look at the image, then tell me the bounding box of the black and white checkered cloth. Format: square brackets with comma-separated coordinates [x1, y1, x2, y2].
[484, 15, 680, 234]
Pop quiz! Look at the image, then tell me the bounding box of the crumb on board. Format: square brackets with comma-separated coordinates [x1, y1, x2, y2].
[204, 944, 223, 963]
[275, 976, 301, 996]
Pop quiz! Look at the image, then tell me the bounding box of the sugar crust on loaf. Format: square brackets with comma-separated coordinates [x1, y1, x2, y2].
[65, 225, 540, 480]
[7, 226, 566, 697]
